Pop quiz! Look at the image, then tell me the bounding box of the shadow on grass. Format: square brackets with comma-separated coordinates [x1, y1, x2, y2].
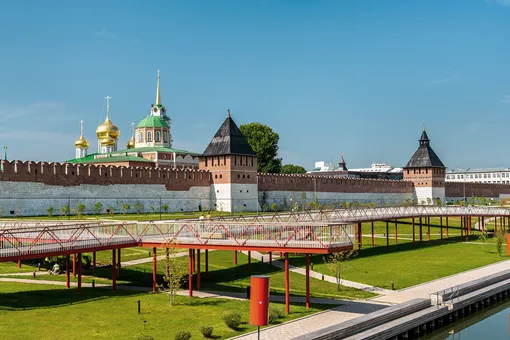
[0, 286, 145, 310]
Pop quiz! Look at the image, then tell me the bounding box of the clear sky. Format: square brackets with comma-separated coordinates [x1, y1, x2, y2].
[1, 0, 510, 170]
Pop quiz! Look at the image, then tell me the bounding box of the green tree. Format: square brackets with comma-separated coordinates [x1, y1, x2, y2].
[106, 206, 115, 216]
[161, 204, 169, 213]
[239, 122, 281, 173]
[160, 244, 187, 305]
[47, 206, 54, 217]
[121, 203, 131, 215]
[59, 205, 70, 217]
[93, 202, 103, 215]
[134, 202, 145, 214]
[280, 164, 306, 174]
[77, 203, 86, 217]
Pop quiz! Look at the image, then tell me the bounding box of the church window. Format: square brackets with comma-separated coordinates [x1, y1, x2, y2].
[156, 131, 161, 142]
[147, 131, 153, 142]
[163, 131, 167, 142]
[139, 132, 144, 142]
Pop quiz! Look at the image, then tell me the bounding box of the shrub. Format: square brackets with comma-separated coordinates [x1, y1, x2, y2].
[174, 331, 191, 340]
[222, 311, 242, 330]
[268, 306, 283, 324]
[199, 325, 213, 338]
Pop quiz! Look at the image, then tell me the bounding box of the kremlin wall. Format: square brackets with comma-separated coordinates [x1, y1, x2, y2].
[2, 72, 510, 216]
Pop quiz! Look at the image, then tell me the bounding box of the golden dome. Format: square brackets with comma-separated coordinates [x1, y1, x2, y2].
[75, 135, 89, 149]
[100, 136, 116, 147]
[96, 117, 120, 141]
[126, 136, 135, 149]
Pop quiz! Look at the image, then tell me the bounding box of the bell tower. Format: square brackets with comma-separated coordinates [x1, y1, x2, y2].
[403, 127, 446, 205]
[200, 110, 259, 212]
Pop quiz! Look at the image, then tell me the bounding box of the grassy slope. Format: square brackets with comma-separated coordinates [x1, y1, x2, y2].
[0, 282, 328, 340]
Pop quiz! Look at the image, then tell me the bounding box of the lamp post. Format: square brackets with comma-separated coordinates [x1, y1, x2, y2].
[463, 168, 470, 205]
[67, 193, 71, 221]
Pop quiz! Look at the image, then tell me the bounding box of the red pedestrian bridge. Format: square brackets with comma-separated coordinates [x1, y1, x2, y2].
[1, 205, 509, 313]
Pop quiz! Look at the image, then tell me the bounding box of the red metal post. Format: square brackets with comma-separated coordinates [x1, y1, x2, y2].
[386, 221, 389, 248]
[285, 252, 290, 315]
[117, 248, 121, 277]
[77, 253, 82, 293]
[188, 249, 193, 297]
[446, 216, 449, 238]
[412, 218, 415, 243]
[73, 254, 76, 277]
[152, 247, 157, 293]
[357, 222, 362, 249]
[460, 216, 463, 237]
[419, 217, 422, 244]
[482, 217, 485, 233]
[371, 221, 375, 247]
[17, 260, 21, 268]
[248, 251, 251, 267]
[466, 217, 469, 242]
[305, 253, 310, 309]
[269, 252, 272, 264]
[440, 217, 443, 240]
[205, 249, 208, 278]
[66, 254, 70, 289]
[394, 219, 398, 244]
[234, 250, 238, 265]
[197, 249, 201, 290]
[112, 249, 116, 292]
[427, 217, 430, 241]
[92, 251, 96, 274]
[192, 249, 196, 273]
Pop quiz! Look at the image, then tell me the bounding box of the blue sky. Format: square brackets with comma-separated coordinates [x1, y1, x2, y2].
[1, 0, 510, 170]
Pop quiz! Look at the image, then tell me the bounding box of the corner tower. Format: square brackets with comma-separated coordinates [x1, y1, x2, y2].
[200, 110, 259, 212]
[403, 127, 446, 205]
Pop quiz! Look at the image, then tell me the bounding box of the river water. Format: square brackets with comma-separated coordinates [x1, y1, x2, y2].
[423, 300, 510, 339]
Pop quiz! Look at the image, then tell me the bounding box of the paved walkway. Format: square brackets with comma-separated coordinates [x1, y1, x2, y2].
[230, 259, 510, 340]
[241, 251, 392, 294]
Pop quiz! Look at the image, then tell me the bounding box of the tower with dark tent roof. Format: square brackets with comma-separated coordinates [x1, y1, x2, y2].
[403, 127, 446, 205]
[200, 110, 259, 212]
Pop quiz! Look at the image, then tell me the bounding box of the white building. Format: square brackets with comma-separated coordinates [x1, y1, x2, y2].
[446, 168, 510, 184]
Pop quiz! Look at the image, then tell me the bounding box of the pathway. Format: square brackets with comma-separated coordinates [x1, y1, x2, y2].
[230, 259, 510, 340]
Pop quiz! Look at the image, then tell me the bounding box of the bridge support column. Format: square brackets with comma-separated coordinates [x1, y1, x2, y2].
[285, 252, 290, 315]
[357, 222, 362, 249]
[112, 249, 116, 292]
[165, 247, 170, 276]
[193, 249, 196, 273]
[248, 251, 251, 268]
[371, 221, 375, 247]
[460, 217, 464, 237]
[481, 217, 485, 233]
[446, 216, 449, 238]
[205, 249, 209, 278]
[92, 251, 96, 274]
[73, 254, 76, 277]
[394, 219, 398, 244]
[419, 217, 422, 244]
[466, 217, 469, 241]
[386, 221, 389, 248]
[305, 253, 310, 309]
[269, 252, 272, 264]
[66, 254, 70, 289]
[427, 217, 430, 241]
[440, 217, 443, 240]
[152, 247, 157, 293]
[234, 250, 237, 265]
[117, 248, 121, 277]
[412, 218, 415, 243]
[197, 249, 201, 290]
[17, 260, 21, 268]
[188, 249, 193, 297]
[77, 253, 82, 293]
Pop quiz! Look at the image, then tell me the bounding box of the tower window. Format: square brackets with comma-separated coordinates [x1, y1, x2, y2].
[163, 131, 167, 142]
[139, 131, 144, 142]
[147, 131, 153, 142]
[156, 131, 161, 142]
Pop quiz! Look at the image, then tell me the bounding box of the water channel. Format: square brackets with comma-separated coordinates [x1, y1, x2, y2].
[422, 299, 510, 339]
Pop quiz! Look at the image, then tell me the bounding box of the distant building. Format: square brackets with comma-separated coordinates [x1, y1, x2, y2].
[308, 155, 402, 180]
[446, 168, 510, 184]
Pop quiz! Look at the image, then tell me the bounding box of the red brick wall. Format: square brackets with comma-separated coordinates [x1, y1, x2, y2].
[0, 160, 212, 191]
[257, 173, 413, 194]
[445, 181, 510, 198]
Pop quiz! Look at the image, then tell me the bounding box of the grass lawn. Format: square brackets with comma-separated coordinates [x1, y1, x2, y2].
[0, 282, 328, 340]
[289, 239, 508, 290]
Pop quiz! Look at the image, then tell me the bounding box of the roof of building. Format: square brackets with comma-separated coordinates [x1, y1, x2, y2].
[447, 168, 510, 174]
[404, 130, 445, 168]
[136, 115, 169, 129]
[113, 146, 200, 155]
[202, 114, 256, 156]
[67, 154, 152, 164]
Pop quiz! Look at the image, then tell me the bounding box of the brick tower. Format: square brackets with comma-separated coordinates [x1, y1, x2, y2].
[403, 128, 446, 205]
[200, 110, 259, 212]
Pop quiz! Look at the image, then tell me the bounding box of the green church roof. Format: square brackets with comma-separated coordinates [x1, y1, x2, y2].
[136, 115, 169, 129]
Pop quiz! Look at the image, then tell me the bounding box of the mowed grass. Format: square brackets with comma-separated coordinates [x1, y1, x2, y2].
[4, 250, 375, 300]
[289, 238, 508, 290]
[0, 282, 328, 340]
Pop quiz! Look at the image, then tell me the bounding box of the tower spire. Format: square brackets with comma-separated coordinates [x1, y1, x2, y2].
[156, 70, 161, 105]
[131, 121, 135, 138]
[105, 96, 112, 118]
[80, 120, 84, 136]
